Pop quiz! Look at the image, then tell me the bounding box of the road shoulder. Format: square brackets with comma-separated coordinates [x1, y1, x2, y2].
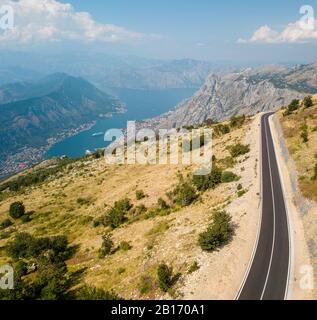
[269, 114, 313, 300]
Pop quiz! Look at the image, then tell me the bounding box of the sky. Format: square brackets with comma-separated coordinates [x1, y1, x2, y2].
[1, 0, 317, 63]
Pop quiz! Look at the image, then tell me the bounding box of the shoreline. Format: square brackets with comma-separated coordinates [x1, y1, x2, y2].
[0, 121, 96, 179]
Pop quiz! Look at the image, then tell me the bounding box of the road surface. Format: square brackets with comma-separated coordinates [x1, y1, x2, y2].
[237, 113, 290, 300]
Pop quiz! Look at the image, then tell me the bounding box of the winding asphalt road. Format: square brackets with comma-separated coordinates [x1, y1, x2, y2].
[237, 113, 290, 300]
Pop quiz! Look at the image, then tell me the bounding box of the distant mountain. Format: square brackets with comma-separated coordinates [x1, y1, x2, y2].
[0, 52, 222, 90]
[95, 59, 219, 90]
[0, 67, 42, 86]
[143, 62, 317, 129]
[0, 73, 121, 161]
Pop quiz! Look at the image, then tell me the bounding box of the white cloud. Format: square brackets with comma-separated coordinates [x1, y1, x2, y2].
[238, 19, 317, 44]
[0, 0, 145, 44]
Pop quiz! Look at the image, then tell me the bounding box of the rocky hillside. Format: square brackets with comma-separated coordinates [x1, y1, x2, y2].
[143, 62, 317, 129]
[0, 114, 260, 300]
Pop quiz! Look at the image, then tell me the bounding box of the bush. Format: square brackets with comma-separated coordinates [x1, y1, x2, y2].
[303, 96, 313, 108]
[288, 99, 300, 112]
[188, 261, 200, 274]
[230, 115, 246, 128]
[119, 241, 132, 251]
[136, 190, 146, 200]
[157, 264, 174, 292]
[139, 276, 154, 295]
[169, 180, 198, 207]
[77, 197, 92, 206]
[221, 171, 239, 183]
[75, 285, 121, 300]
[238, 189, 247, 197]
[9, 202, 25, 219]
[104, 198, 132, 229]
[229, 143, 250, 158]
[157, 198, 170, 210]
[99, 233, 114, 258]
[237, 184, 243, 191]
[301, 130, 309, 143]
[192, 168, 222, 191]
[214, 124, 230, 136]
[198, 211, 233, 252]
[6, 233, 70, 262]
[0, 218, 13, 230]
[21, 214, 32, 224]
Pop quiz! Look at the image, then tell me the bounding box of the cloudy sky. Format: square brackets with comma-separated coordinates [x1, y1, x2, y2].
[1, 0, 317, 63]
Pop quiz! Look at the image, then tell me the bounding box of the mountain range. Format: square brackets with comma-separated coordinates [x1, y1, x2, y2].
[0, 52, 222, 90]
[142, 62, 317, 129]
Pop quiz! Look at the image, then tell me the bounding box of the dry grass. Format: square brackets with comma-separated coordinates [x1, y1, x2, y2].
[279, 94, 317, 202]
[0, 119, 250, 299]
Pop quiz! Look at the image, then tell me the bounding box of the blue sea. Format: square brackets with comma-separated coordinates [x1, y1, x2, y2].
[44, 88, 197, 159]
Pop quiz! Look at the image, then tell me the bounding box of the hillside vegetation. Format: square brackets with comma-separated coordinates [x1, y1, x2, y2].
[279, 94, 317, 201]
[0, 115, 253, 300]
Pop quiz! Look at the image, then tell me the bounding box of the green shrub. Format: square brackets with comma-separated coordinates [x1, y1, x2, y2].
[229, 143, 250, 158]
[157, 198, 170, 210]
[76, 197, 92, 206]
[20, 214, 32, 224]
[192, 168, 222, 191]
[9, 202, 25, 219]
[136, 190, 146, 200]
[214, 124, 230, 135]
[75, 285, 121, 300]
[6, 233, 70, 262]
[303, 96, 313, 108]
[117, 267, 126, 275]
[99, 233, 114, 258]
[198, 211, 233, 252]
[188, 261, 200, 274]
[301, 130, 309, 143]
[0, 218, 13, 230]
[288, 99, 300, 112]
[119, 241, 132, 251]
[221, 171, 239, 183]
[169, 181, 198, 207]
[157, 264, 175, 292]
[104, 198, 132, 229]
[139, 276, 154, 295]
[237, 184, 243, 191]
[238, 189, 247, 197]
[230, 115, 246, 128]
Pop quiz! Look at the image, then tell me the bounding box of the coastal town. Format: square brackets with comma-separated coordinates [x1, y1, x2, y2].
[0, 122, 95, 179]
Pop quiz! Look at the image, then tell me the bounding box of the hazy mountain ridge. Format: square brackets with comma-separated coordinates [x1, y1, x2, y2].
[142, 62, 317, 129]
[0, 53, 220, 90]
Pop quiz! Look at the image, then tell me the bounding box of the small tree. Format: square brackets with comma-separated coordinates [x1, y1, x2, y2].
[288, 99, 300, 112]
[99, 233, 114, 258]
[9, 202, 25, 219]
[192, 168, 222, 191]
[303, 96, 313, 108]
[136, 190, 146, 200]
[157, 264, 174, 292]
[199, 211, 233, 252]
[229, 143, 250, 158]
[169, 181, 198, 207]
